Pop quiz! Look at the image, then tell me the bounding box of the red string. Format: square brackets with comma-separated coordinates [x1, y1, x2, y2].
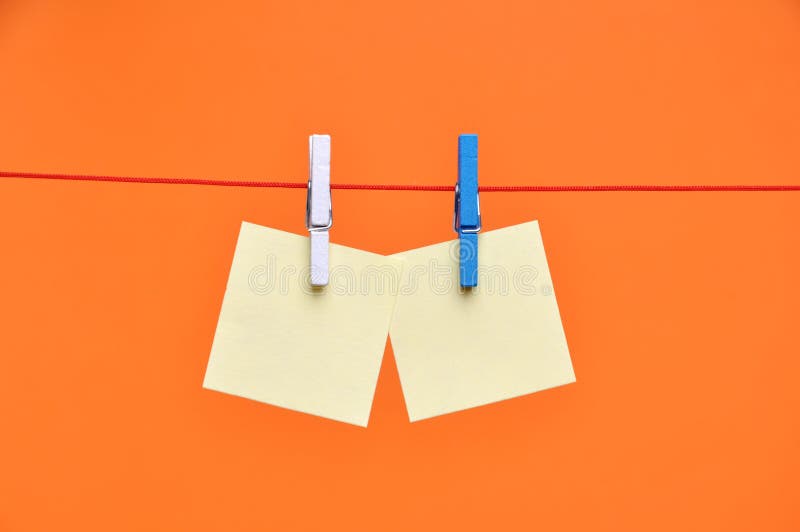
[1, 171, 799, 192]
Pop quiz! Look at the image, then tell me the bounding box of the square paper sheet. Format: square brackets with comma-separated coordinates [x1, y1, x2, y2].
[204, 222, 403, 427]
[390, 221, 575, 421]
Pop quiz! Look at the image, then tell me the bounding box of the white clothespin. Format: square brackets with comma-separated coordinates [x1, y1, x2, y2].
[306, 134, 332, 287]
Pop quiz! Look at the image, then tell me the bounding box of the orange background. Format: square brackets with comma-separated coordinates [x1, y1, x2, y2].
[1, 1, 799, 530]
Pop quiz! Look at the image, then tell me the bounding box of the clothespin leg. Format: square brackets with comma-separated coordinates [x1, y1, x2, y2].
[459, 232, 478, 288]
[309, 231, 329, 287]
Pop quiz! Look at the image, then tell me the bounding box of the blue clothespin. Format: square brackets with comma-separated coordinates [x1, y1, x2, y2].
[454, 134, 480, 288]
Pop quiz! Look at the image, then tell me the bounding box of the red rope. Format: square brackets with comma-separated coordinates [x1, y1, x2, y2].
[0, 171, 306, 189]
[1, 171, 799, 192]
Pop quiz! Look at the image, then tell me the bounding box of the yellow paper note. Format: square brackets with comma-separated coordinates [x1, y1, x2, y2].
[204, 222, 403, 427]
[390, 221, 575, 421]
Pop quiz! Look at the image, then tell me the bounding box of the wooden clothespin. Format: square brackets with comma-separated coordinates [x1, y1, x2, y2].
[454, 134, 480, 288]
[306, 134, 332, 287]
